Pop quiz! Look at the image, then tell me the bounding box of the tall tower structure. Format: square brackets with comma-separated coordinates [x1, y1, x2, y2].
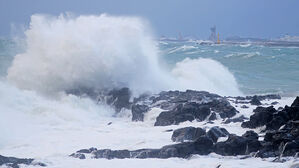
[209, 26, 217, 42]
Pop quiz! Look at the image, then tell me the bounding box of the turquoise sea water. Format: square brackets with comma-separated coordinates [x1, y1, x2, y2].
[159, 41, 299, 95]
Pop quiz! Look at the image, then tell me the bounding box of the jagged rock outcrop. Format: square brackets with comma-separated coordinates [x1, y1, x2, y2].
[153, 91, 238, 126]
[215, 134, 261, 156]
[241, 106, 276, 128]
[206, 126, 230, 143]
[0, 155, 45, 168]
[131, 104, 149, 121]
[154, 102, 211, 126]
[171, 127, 206, 142]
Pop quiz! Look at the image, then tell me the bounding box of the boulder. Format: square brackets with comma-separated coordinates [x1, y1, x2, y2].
[205, 99, 238, 118]
[208, 112, 217, 121]
[154, 102, 211, 126]
[131, 104, 149, 121]
[206, 126, 229, 143]
[242, 130, 259, 140]
[106, 87, 131, 112]
[171, 127, 206, 142]
[214, 134, 261, 156]
[241, 106, 276, 128]
[250, 95, 262, 105]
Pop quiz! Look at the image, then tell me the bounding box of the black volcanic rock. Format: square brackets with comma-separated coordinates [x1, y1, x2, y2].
[71, 97, 299, 160]
[171, 127, 206, 142]
[206, 99, 238, 118]
[131, 104, 149, 121]
[208, 112, 217, 121]
[0, 155, 45, 168]
[206, 126, 229, 143]
[106, 87, 131, 112]
[72, 136, 214, 159]
[214, 134, 261, 156]
[70, 153, 86, 159]
[291, 96, 299, 107]
[153, 90, 238, 126]
[230, 94, 281, 105]
[154, 102, 211, 126]
[242, 130, 259, 140]
[241, 106, 276, 128]
[224, 115, 247, 124]
[250, 95, 262, 105]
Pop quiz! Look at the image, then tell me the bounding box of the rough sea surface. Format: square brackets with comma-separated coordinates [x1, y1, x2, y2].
[0, 14, 298, 168]
[159, 41, 299, 95]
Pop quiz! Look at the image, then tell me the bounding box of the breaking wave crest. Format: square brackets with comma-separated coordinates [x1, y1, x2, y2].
[7, 14, 242, 96]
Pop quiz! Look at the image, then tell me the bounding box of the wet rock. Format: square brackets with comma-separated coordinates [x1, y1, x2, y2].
[258, 120, 299, 157]
[214, 134, 261, 156]
[208, 112, 217, 121]
[265, 110, 290, 130]
[250, 95, 262, 105]
[77, 147, 97, 154]
[271, 101, 279, 105]
[246, 94, 281, 101]
[70, 153, 86, 159]
[93, 149, 131, 159]
[224, 115, 247, 124]
[242, 130, 259, 140]
[74, 136, 214, 159]
[0, 155, 45, 168]
[171, 127, 206, 142]
[206, 126, 229, 143]
[131, 104, 149, 121]
[241, 106, 276, 128]
[154, 102, 211, 126]
[205, 99, 238, 118]
[106, 87, 131, 112]
[291, 96, 299, 107]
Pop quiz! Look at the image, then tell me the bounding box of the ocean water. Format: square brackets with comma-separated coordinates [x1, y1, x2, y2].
[0, 14, 298, 168]
[159, 41, 299, 96]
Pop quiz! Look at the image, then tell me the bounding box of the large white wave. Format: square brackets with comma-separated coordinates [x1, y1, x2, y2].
[172, 58, 241, 96]
[7, 14, 242, 96]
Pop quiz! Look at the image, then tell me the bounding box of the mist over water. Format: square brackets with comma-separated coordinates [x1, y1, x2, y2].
[6, 14, 242, 96]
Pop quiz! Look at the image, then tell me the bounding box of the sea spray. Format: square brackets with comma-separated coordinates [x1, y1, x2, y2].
[7, 14, 241, 96]
[172, 58, 241, 96]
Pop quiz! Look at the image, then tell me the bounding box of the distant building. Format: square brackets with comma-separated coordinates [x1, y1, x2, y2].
[209, 26, 217, 42]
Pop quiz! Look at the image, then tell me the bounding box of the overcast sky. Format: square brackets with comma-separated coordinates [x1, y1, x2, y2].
[1, 0, 299, 39]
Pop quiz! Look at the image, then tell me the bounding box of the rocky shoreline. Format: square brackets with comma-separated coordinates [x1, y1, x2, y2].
[1, 88, 298, 167]
[68, 88, 298, 162]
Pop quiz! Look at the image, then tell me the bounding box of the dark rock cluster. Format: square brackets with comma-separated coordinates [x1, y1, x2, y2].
[70, 96, 299, 161]
[242, 96, 299, 158]
[69, 126, 261, 159]
[136, 90, 239, 125]
[0, 155, 45, 168]
[66, 88, 239, 124]
[229, 94, 281, 106]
